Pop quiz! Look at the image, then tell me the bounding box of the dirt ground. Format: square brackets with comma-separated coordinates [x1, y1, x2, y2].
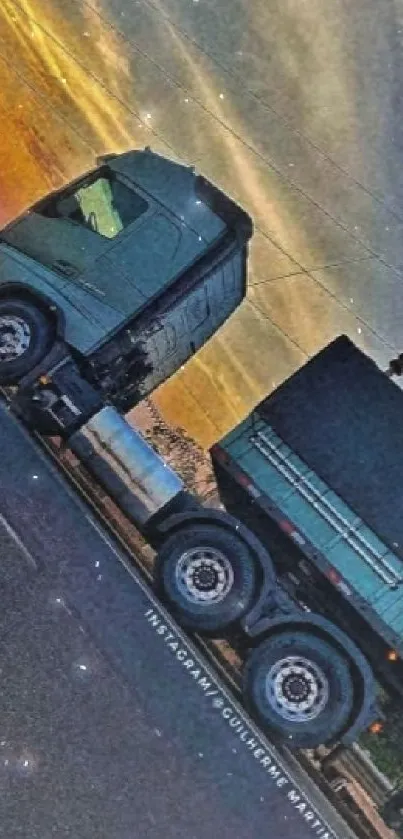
[128, 398, 221, 506]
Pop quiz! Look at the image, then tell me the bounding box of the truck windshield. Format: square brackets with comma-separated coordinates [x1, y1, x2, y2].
[43, 174, 149, 240]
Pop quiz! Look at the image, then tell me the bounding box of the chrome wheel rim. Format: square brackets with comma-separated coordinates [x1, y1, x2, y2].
[265, 655, 329, 722]
[175, 546, 234, 605]
[0, 315, 31, 361]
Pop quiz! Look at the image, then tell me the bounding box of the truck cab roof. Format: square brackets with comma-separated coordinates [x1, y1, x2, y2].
[0, 149, 252, 357]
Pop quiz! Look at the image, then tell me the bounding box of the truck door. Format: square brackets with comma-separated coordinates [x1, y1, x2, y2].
[35, 171, 155, 315]
[50, 170, 207, 320]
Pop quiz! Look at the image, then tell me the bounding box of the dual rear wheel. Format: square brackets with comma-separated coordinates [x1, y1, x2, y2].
[156, 522, 355, 749]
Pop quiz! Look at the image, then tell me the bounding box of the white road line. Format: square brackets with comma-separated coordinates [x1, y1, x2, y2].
[85, 512, 343, 836]
[0, 512, 37, 569]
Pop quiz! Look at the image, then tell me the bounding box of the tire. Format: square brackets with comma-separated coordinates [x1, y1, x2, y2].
[155, 523, 258, 634]
[0, 298, 54, 385]
[243, 630, 354, 749]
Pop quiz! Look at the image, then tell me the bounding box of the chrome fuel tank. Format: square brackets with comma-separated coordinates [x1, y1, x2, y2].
[68, 406, 183, 528]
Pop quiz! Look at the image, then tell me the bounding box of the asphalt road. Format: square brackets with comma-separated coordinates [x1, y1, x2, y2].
[0, 401, 360, 838]
[1, 0, 402, 447]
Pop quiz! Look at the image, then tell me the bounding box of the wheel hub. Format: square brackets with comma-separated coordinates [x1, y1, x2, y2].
[193, 564, 219, 590]
[175, 547, 235, 605]
[282, 674, 311, 702]
[0, 316, 31, 361]
[265, 655, 329, 723]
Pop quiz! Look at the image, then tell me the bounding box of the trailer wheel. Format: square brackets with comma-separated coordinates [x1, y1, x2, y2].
[0, 298, 54, 384]
[155, 523, 257, 634]
[243, 630, 354, 749]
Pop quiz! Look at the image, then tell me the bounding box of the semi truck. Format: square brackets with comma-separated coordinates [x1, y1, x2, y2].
[2, 151, 402, 755]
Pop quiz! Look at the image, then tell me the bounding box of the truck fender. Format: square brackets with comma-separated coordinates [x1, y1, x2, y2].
[244, 611, 378, 744]
[154, 507, 276, 602]
[0, 281, 66, 338]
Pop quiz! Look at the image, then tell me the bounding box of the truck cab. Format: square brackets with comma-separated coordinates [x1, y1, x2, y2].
[0, 148, 252, 409]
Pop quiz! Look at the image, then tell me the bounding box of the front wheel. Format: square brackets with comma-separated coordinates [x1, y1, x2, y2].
[155, 523, 258, 634]
[0, 298, 54, 385]
[243, 630, 354, 749]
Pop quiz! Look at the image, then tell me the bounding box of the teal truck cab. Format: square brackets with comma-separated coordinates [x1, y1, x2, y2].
[0, 148, 252, 412]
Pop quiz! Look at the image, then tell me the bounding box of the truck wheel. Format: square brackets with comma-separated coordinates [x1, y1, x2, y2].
[0, 299, 53, 385]
[243, 630, 354, 749]
[155, 523, 257, 634]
